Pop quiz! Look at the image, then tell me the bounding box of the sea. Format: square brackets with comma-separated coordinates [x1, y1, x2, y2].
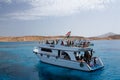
[0, 40, 120, 80]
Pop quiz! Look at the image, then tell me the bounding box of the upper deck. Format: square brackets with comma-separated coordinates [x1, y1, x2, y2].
[38, 39, 94, 52]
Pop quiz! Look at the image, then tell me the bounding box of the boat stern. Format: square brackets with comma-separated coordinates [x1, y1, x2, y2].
[88, 57, 104, 71]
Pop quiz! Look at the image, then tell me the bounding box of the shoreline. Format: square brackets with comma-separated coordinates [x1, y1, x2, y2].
[0, 35, 120, 42]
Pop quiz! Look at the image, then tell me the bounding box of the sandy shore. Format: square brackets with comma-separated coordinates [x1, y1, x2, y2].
[0, 35, 120, 42]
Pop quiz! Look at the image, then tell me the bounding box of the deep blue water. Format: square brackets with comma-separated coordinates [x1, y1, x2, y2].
[0, 40, 120, 80]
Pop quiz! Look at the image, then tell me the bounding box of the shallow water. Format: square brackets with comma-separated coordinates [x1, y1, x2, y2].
[0, 40, 120, 80]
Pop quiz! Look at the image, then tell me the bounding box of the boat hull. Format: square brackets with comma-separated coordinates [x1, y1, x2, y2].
[35, 53, 104, 72]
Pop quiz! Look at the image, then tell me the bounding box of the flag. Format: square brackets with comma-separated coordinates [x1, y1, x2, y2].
[66, 31, 71, 38]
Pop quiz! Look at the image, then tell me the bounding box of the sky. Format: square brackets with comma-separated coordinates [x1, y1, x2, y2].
[0, 0, 120, 37]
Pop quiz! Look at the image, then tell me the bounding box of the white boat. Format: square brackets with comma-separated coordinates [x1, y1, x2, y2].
[33, 39, 104, 72]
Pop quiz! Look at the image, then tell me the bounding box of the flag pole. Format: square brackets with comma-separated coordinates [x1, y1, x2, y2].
[65, 31, 71, 39]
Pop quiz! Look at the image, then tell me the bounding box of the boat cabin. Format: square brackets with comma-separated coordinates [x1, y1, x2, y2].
[40, 45, 93, 64]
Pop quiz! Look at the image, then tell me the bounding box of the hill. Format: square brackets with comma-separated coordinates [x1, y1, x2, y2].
[97, 32, 117, 38]
[108, 35, 120, 39]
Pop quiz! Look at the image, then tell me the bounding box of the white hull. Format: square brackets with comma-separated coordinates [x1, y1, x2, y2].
[36, 53, 104, 72]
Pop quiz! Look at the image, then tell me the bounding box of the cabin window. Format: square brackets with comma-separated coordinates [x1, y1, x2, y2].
[41, 48, 52, 52]
[61, 51, 71, 60]
[58, 50, 60, 57]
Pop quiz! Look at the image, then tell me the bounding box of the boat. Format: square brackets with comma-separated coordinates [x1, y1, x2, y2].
[33, 39, 104, 72]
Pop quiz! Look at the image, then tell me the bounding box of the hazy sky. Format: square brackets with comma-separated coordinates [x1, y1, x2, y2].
[0, 0, 120, 37]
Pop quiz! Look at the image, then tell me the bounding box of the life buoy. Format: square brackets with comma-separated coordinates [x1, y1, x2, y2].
[40, 54, 43, 56]
[56, 56, 58, 59]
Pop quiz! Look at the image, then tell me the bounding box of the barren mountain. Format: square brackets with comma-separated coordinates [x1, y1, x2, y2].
[97, 32, 117, 38]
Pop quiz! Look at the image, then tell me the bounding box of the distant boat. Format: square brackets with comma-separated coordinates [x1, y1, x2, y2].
[33, 39, 104, 72]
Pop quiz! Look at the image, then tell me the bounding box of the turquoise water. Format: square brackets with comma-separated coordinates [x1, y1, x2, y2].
[0, 40, 120, 80]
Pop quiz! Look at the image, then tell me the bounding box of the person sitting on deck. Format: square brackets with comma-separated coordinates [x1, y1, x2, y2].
[80, 54, 84, 60]
[84, 51, 91, 65]
[46, 40, 49, 44]
[61, 41, 64, 45]
[74, 52, 79, 60]
[51, 40, 54, 44]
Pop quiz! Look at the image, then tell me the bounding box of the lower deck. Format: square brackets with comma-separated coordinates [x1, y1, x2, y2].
[35, 52, 104, 72]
